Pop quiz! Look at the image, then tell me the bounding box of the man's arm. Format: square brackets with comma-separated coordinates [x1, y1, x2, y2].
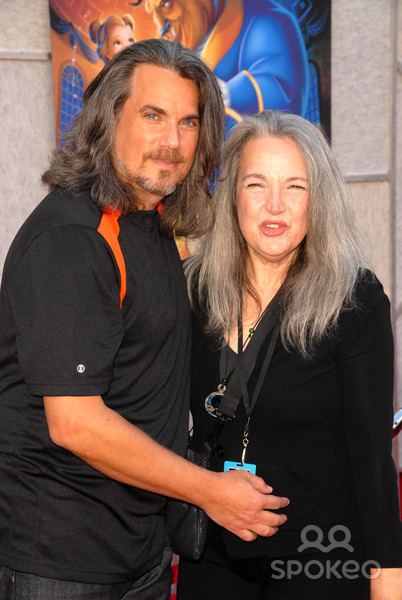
[44, 395, 289, 541]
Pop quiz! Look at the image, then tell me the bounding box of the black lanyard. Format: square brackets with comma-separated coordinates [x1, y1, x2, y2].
[215, 296, 280, 421]
[237, 318, 279, 418]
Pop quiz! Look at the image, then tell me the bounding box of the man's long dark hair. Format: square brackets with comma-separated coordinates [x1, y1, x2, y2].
[42, 39, 225, 237]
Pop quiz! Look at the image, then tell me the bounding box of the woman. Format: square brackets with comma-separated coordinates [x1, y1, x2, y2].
[178, 111, 402, 599]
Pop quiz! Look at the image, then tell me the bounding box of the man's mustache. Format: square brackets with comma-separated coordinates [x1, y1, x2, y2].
[143, 150, 185, 164]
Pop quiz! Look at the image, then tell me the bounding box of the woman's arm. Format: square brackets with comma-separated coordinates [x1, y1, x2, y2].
[337, 274, 402, 597]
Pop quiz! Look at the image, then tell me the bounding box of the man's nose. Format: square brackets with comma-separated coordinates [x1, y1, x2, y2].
[160, 122, 180, 148]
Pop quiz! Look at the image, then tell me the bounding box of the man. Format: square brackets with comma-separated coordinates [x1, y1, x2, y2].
[0, 40, 288, 599]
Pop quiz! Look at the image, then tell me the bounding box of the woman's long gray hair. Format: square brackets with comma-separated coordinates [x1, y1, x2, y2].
[42, 39, 224, 237]
[186, 110, 366, 357]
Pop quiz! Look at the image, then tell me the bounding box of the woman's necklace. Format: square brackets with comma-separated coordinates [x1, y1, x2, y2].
[241, 303, 271, 349]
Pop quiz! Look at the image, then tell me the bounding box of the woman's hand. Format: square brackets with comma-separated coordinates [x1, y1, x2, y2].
[370, 567, 402, 600]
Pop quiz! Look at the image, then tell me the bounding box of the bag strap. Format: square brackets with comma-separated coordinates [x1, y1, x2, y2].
[97, 208, 126, 309]
[215, 297, 280, 421]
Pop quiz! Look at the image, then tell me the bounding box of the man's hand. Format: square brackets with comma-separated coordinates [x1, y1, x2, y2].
[200, 469, 289, 541]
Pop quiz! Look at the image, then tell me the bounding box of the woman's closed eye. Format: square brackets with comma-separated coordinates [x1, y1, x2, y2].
[288, 184, 307, 191]
[246, 182, 264, 189]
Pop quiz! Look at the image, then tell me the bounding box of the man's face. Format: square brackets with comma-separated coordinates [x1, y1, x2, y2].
[114, 64, 200, 210]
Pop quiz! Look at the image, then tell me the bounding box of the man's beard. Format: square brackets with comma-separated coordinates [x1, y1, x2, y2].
[115, 149, 186, 206]
[130, 172, 177, 199]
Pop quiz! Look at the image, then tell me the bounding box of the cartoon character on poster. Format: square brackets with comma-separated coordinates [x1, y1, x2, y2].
[136, 0, 329, 132]
[89, 14, 136, 64]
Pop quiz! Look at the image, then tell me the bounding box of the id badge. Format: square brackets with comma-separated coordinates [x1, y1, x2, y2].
[224, 460, 256, 475]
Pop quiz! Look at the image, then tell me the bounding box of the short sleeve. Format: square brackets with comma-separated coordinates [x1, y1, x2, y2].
[337, 272, 402, 566]
[6, 225, 124, 396]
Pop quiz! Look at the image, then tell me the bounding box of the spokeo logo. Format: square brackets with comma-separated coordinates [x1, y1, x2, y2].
[297, 524, 354, 553]
[271, 525, 381, 581]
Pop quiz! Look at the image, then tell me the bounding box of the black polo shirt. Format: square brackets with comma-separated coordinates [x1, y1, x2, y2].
[0, 189, 191, 583]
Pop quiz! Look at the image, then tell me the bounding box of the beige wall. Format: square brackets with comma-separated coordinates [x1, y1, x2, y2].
[396, 0, 402, 467]
[331, 0, 401, 466]
[0, 0, 54, 267]
[0, 0, 401, 464]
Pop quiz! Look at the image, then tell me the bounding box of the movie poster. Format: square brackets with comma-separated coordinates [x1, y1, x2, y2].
[49, 0, 331, 144]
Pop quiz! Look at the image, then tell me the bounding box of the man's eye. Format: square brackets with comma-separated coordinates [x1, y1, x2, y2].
[181, 118, 198, 128]
[145, 113, 159, 121]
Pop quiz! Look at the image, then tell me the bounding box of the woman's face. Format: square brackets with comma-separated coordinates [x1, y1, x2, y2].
[236, 135, 309, 271]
